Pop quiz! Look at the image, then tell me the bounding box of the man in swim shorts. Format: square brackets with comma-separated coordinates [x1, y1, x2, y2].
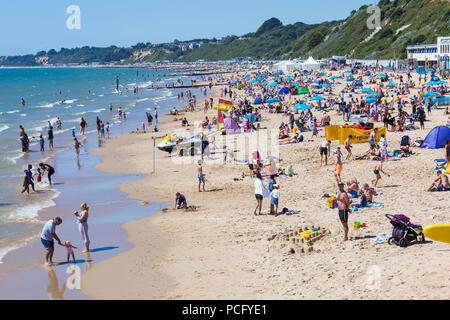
[426, 171, 450, 192]
[319, 140, 331, 166]
[40, 217, 63, 266]
[337, 182, 350, 242]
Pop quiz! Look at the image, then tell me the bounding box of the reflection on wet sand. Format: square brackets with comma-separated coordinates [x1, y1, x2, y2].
[46, 268, 66, 300]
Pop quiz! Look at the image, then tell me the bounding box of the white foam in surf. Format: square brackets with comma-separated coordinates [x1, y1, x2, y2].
[0, 125, 9, 133]
[8, 189, 60, 222]
[0, 235, 40, 264]
[6, 110, 19, 114]
[64, 99, 77, 104]
[37, 102, 57, 109]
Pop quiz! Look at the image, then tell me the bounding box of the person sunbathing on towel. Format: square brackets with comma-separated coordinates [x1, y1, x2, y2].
[426, 171, 450, 192]
[346, 178, 360, 196]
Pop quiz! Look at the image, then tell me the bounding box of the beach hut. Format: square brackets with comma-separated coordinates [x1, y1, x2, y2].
[421, 126, 450, 149]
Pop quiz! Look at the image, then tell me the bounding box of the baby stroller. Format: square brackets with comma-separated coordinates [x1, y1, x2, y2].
[385, 214, 425, 248]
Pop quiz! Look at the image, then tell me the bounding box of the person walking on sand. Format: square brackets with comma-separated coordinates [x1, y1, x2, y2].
[319, 140, 331, 166]
[372, 158, 390, 188]
[337, 182, 350, 242]
[74, 138, 82, 156]
[74, 203, 90, 253]
[79, 117, 86, 136]
[197, 160, 205, 192]
[334, 148, 343, 184]
[48, 126, 54, 151]
[40, 217, 63, 266]
[379, 133, 388, 159]
[253, 173, 270, 216]
[344, 135, 353, 160]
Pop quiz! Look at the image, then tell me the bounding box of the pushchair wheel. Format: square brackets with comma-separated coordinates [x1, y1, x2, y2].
[388, 237, 395, 245]
[418, 233, 426, 243]
[399, 238, 408, 248]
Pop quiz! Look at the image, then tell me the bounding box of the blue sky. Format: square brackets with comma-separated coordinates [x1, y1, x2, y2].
[0, 0, 378, 56]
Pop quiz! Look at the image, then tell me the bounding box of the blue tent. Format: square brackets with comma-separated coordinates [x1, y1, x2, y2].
[346, 77, 355, 82]
[354, 80, 363, 87]
[279, 87, 289, 94]
[387, 80, 395, 87]
[431, 76, 440, 82]
[421, 126, 450, 149]
[270, 82, 278, 87]
[253, 97, 263, 105]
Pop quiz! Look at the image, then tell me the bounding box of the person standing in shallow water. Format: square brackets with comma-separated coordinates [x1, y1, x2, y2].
[75, 203, 90, 253]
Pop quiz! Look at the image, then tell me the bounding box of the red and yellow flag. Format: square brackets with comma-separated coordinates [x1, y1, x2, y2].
[218, 109, 224, 130]
[215, 98, 233, 111]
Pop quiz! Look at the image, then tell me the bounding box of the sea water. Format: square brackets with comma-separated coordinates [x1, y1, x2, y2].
[0, 67, 199, 263]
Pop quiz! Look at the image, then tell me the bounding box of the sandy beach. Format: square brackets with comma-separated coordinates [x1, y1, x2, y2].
[81, 69, 450, 300]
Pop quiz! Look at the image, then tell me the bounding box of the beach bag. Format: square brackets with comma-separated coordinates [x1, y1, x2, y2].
[285, 165, 294, 177]
[281, 208, 289, 215]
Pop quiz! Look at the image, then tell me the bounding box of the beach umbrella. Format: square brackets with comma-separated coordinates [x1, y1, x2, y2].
[294, 104, 312, 110]
[310, 96, 325, 101]
[343, 71, 352, 74]
[265, 98, 281, 103]
[346, 77, 355, 82]
[322, 83, 331, 88]
[354, 80, 363, 87]
[279, 87, 289, 94]
[431, 75, 440, 82]
[427, 81, 440, 86]
[285, 76, 292, 81]
[250, 79, 257, 84]
[366, 93, 381, 98]
[422, 91, 438, 97]
[387, 80, 395, 87]
[437, 80, 448, 84]
[329, 76, 342, 80]
[362, 88, 374, 93]
[378, 73, 387, 77]
[298, 87, 310, 94]
[241, 75, 248, 80]
[427, 68, 435, 73]
[270, 82, 278, 87]
[365, 98, 377, 104]
[261, 81, 269, 85]
[292, 82, 301, 86]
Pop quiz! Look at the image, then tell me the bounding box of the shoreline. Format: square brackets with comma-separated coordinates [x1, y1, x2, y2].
[81, 70, 450, 299]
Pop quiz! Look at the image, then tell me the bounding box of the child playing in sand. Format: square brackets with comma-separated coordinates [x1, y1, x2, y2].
[175, 193, 188, 209]
[65, 241, 77, 263]
[363, 183, 373, 203]
[270, 184, 280, 216]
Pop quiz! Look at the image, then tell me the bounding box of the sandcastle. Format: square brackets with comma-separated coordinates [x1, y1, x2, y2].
[267, 225, 330, 255]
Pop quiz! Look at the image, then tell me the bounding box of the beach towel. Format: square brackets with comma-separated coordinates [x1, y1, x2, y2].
[373, 233, 389, 245]
[352, 202, 384, 213]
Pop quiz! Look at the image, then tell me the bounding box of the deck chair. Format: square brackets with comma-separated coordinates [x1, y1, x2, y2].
[434, 159, 448, 171]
